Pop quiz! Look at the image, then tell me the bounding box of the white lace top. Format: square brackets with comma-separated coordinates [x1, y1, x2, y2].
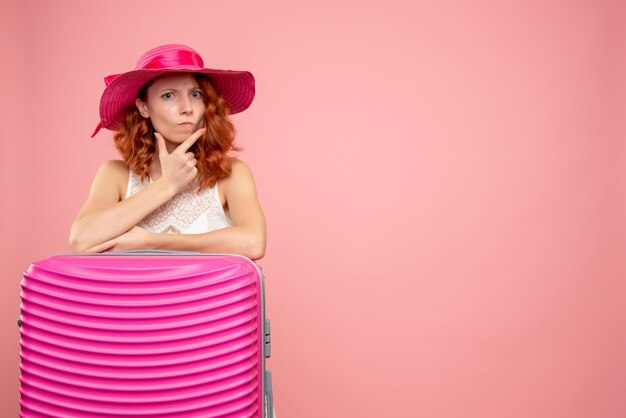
[125, 169, 233, 234]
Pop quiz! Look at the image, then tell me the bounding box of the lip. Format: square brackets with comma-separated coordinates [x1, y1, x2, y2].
[179, 122, 194, 126]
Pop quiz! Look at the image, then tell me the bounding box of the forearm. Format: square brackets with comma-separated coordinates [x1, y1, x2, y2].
[150, 226, 266, 260]
[70, 180, 177, 252]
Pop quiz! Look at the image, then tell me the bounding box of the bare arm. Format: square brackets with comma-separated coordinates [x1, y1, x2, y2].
[70, 128, 206, 253]
[68, 160, 178, 253]
[151, 160, 267, 259]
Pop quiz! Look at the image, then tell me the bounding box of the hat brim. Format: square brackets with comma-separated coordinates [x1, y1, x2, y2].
[99, 67, 255, 131]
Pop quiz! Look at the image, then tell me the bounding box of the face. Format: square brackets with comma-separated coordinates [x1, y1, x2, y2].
[135, 73, 206, 144]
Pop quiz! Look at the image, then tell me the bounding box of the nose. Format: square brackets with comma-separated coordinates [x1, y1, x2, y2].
[179, 95, 192, 115]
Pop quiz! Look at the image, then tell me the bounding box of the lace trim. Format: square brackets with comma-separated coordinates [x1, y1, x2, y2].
[126, 170, 230, 234]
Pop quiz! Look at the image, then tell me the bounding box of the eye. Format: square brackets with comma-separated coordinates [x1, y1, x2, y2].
[192, 90, 203, 98]
[161, 92, 173, 99]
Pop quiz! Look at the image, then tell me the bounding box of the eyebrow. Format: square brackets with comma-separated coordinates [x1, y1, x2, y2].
[157, 86, 201, 92]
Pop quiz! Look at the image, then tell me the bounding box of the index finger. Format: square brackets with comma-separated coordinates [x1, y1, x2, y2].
[174, 128, 206, 154]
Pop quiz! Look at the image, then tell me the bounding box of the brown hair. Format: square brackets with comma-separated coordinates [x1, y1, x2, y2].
[113, 73, 241, 191]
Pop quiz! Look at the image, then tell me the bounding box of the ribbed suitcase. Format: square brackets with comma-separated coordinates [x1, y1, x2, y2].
[19, 251, 273, 418]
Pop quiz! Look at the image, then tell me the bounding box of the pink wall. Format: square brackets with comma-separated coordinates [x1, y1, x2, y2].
[2, 0, 625, 416]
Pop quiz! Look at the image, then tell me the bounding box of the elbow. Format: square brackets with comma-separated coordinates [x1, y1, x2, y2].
[244, 235, 266, 260]
[68, 226, 89, 253]
[247, 246, 265, 261]
[69, 235, 85, 253]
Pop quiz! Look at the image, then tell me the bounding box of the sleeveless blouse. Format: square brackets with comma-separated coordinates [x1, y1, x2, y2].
[124, 169, 233, 234]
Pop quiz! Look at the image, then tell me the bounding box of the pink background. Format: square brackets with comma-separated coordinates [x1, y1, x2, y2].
[1, 0, 625, 417]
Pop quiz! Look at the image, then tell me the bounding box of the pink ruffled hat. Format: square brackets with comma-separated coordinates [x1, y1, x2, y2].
[91, 44, 255, 137]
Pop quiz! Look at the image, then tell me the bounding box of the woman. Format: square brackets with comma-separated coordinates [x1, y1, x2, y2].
[69, 43, 275, 418]
[69, 44, 266, 259]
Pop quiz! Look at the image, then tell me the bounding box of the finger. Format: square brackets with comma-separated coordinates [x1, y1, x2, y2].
[184, 152, 195, 160]
[175, 127, 206, 155]
[154, 132, 169, 160]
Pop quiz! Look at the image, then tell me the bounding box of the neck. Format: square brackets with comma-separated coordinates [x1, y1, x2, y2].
[163, 137, 178, 154]
[149, 158, 162, 181]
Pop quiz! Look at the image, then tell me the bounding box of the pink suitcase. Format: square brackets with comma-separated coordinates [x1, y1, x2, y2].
[19, 251, 273, 418]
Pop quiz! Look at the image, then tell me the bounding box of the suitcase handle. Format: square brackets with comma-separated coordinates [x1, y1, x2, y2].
[104, 250, 202, 255]
[265, 370, 273, 418]
[265, 319, 271, 358]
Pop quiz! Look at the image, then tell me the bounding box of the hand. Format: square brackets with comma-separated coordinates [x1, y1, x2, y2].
[84, 226, 154, 253]
[155, 128, 206, 194]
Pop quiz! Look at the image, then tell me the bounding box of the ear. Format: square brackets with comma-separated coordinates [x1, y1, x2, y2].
[135, 98, 149, 118]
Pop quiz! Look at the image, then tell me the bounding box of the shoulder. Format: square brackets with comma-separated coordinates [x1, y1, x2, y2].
[222, 158, 256, 185]
[97, 159, 128, 175]
[94, 159, 129, 199]
[96, 159, 129, 184]
[230, 158, 254, 178]
[220, 159, 258, 198]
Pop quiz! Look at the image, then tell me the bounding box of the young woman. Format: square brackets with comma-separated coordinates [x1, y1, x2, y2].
[69, 44, 266, 259]
[69, 43, 275, 417]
